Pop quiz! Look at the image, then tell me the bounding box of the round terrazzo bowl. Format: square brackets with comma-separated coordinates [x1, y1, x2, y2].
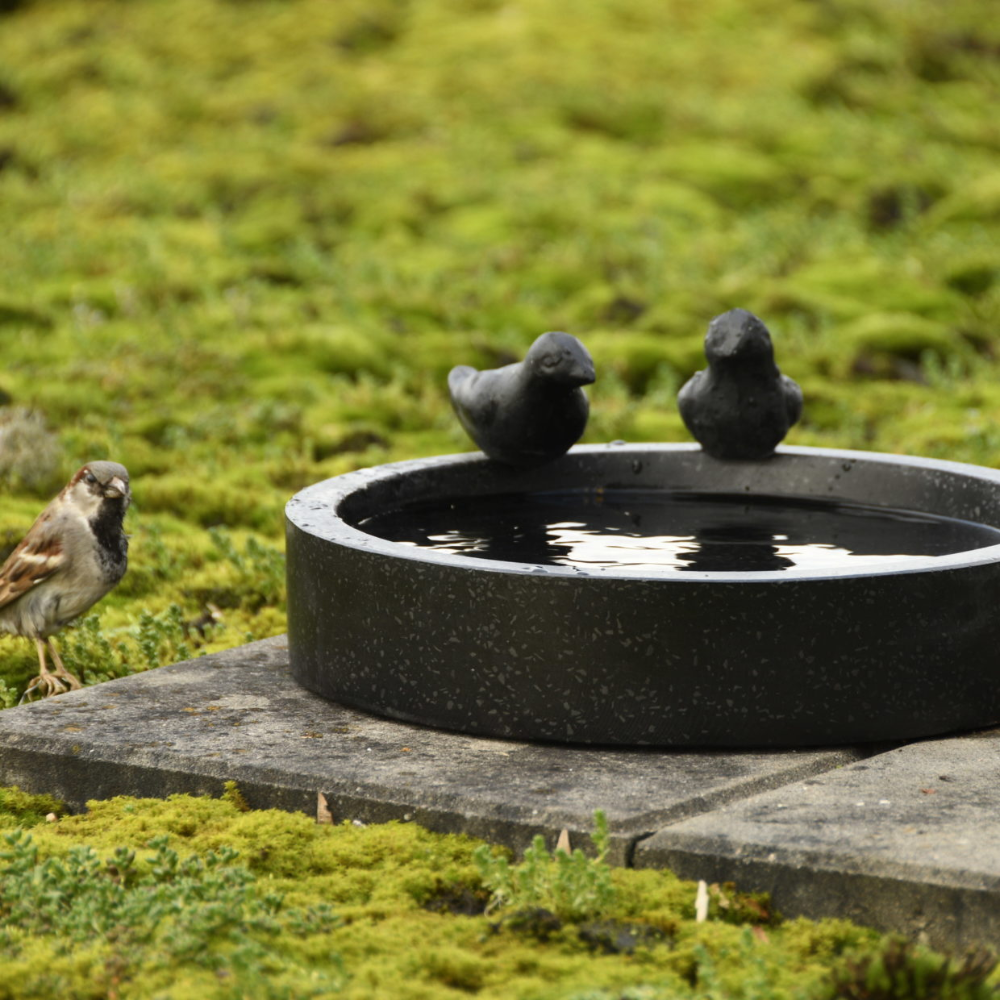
[285, 443, 1000, 747]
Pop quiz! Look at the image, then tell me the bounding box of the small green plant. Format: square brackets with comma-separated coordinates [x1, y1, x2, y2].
[825, 938, 999, 1000]
[3, 602, 237, 702]
[0, 831, 272, 960]
[0, 830, 345, 991]
[473, 810, 616, 922]
[683, 927, 792, 1000]
[209, 528, 286, 610]
[0, 678, 18, 710]
[59, 612, 125, 674]
[57, 604, 194, 686]
[135, 604, 193, 669]
[566, 927, 792, 999]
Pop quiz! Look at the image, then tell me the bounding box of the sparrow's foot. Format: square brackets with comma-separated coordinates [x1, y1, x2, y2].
[19, 637, 73, 702]
[47, 640, 83, 692]
[19, 668, 72, 703]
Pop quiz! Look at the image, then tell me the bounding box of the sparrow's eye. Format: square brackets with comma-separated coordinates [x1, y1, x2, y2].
[84, 471, 97, 485]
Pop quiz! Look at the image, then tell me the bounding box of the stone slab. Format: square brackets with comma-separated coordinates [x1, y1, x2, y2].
[636, 731, 1000, 951]
[0, 637, 866, 864]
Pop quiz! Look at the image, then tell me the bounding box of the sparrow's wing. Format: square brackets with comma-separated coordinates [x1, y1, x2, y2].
[0, 514, 65, 610]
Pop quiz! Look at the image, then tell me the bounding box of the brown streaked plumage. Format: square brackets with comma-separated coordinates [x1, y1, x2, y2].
[0, 461, 131, 699]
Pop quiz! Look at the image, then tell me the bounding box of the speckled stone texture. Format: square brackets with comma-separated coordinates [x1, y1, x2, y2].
[286, 443, 1000, 746]
[3, 637, 1000, 947]
[0, 636, 866, 864]
[636, 730, 1000, 950]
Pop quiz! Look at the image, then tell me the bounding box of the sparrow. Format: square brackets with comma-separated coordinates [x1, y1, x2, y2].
[0, 461, 131, 699]
[448, 332, 596, 467]
[678, 309, 802, 460]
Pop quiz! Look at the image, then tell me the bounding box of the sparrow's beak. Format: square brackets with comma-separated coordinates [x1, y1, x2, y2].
[104, 477, 130, 502]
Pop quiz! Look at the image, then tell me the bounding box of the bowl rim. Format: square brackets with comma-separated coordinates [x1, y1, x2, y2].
[285, 443, 1000, 582]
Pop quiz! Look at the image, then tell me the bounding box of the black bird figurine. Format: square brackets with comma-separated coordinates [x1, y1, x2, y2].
[678, 309, 802, 460]
[448, 332, 596, 467]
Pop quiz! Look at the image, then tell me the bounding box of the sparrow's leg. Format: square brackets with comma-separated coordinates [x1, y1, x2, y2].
[46, 638, 83, 691]
[20, 637, 66, 702]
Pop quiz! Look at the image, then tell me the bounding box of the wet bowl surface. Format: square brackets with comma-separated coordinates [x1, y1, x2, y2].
[285, 444, 1000, 746]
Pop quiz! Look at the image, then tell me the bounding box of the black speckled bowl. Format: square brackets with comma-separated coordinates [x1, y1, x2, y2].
[285, 444, 1000, 746]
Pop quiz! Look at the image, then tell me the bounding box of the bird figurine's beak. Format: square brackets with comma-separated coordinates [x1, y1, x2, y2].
[570, 361, 596, 386]
[104, 477, 130, 502]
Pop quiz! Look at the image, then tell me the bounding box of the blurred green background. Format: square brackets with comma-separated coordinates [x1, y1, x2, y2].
[1, 0, 998, 699]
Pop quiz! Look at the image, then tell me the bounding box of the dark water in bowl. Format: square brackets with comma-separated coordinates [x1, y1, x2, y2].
[356, 489, 1000, 572]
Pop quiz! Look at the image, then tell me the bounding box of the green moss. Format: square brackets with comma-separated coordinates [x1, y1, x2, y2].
[587, 332, 704, 394]
[778, 260, 965, 324]
[0, 1, 998, 983]
[0, 786, 64, 828]
[1, 791, 951, 1000]
[833, 311, 966, 378]
[930, 172, 1000, 225]
[945, 257, 999, 299]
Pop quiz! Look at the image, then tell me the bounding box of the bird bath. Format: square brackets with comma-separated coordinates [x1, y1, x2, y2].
[285, 442, 1000, 747]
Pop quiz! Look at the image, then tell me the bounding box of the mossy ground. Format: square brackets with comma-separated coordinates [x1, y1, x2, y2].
[2, 788, 998, 999]
[0, 788, 912, 999]
[1, 0, 999, 687]
[1, 0, 1000, 994]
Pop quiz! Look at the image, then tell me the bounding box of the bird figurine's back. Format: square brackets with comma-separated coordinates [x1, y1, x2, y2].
[678, 309, 802, 461]
[448, 332, 596, 467]
[0, 461, 131, 699]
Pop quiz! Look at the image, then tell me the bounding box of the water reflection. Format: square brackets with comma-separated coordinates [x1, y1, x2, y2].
[357, 489, 1000, 573]
[674, 523, 795, 573]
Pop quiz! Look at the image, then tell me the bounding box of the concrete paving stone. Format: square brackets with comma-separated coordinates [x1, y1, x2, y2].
[636, 731, 1000, 951]
[0, 636, 867, 864]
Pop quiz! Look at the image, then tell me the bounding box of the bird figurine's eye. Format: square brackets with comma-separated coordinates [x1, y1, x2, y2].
[84, 471, 97, 485]
[540, 354, 558, 369]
